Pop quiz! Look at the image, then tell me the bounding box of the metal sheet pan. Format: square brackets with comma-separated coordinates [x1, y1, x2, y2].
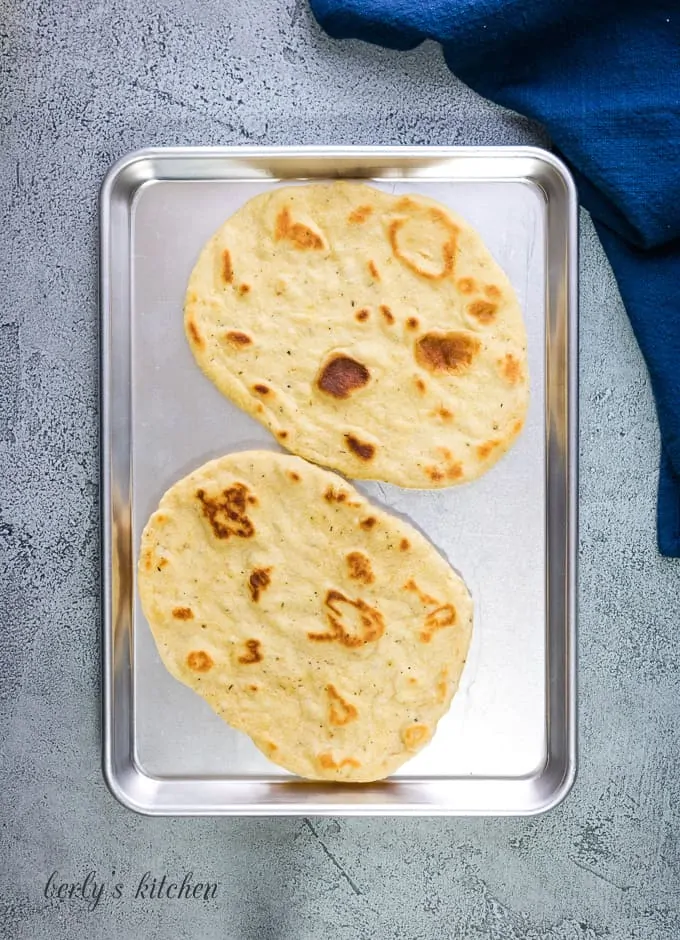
[101, 146, 577, 815]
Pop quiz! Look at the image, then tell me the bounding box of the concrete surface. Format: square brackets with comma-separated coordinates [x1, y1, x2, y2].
[1, 1, 679, 938]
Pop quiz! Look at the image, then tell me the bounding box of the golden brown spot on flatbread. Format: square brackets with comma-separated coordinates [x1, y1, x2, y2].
[379, 304, 395, 325]
[307, 590, 385, 647]
[288, 470, 300, 482]
[421, 604, 456, 643]
[403, 578, 438, 606]
[277, 429, 288, 440]
[457, 277, 476, 294]
[355, 307, 370, 322]
[187, 317, 204, 349]
[513, 418, 524, 434]
[406, 316, 419, 330]
[425, 466, 445, 482]
[500, 353, 522, 384]
[388, 208, 457, 281]
[408, 677, 418, 686]
[435, 448, 462, 482]
[158, 557, 168, 569]
[172, 606, 194, 621]
[399, 538, 410, 551]
[275, 205, 324, 250]
[248, 684, 259, 692]
[317, 355, 370, 400]
[415, 332, 481, 375]
[263, 740, 278, 753]
[222, 249, 234, 284]
[346, 551, 374, 584]
[431, 405, 454, 421]
[326, 684, 359, 726]
[414, 377, 427, 395]
[485, 284, 501, 299]
[446, 462, 463, 481]
[368, 260, 380, 280]
[248, 567, 272, 602]
[317, 753, 361, 771]
[142, 549, 154, 572]
[186, 650, 213, 673]
[348, 205, 373, 224]
[155, 514, 168, 524]
[324, 485, 355, 505]
[253, 383, 270, 396]
[477, 440, 500, 460]
[360, 516, 377, 530]
[396, 197, 415, 210]
[238, 283, 251, 296]
[238, 639, 263, 664]
[325, 486, 345, 503]
[197, 484, 255, 540]
[468, 299, 498, 324]
[345, 433, 376, 461]
[225, 330, 252, 347]
[401, 723, 430, 750]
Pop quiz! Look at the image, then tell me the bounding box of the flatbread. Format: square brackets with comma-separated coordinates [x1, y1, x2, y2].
[184, 182, 528, 487]
[138, 452, 473, 782]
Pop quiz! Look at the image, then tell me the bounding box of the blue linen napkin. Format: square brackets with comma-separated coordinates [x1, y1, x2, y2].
[310, 0, 680, 556]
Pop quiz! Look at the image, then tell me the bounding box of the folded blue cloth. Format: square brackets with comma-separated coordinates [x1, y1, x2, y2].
[310, 0, 680, 556]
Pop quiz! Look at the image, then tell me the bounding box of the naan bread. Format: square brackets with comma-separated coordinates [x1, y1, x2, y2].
[185, 182, 528, 487]
[138, 452, 473, 782]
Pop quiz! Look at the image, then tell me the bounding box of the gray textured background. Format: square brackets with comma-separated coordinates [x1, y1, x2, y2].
[2, 1, 679, 938]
